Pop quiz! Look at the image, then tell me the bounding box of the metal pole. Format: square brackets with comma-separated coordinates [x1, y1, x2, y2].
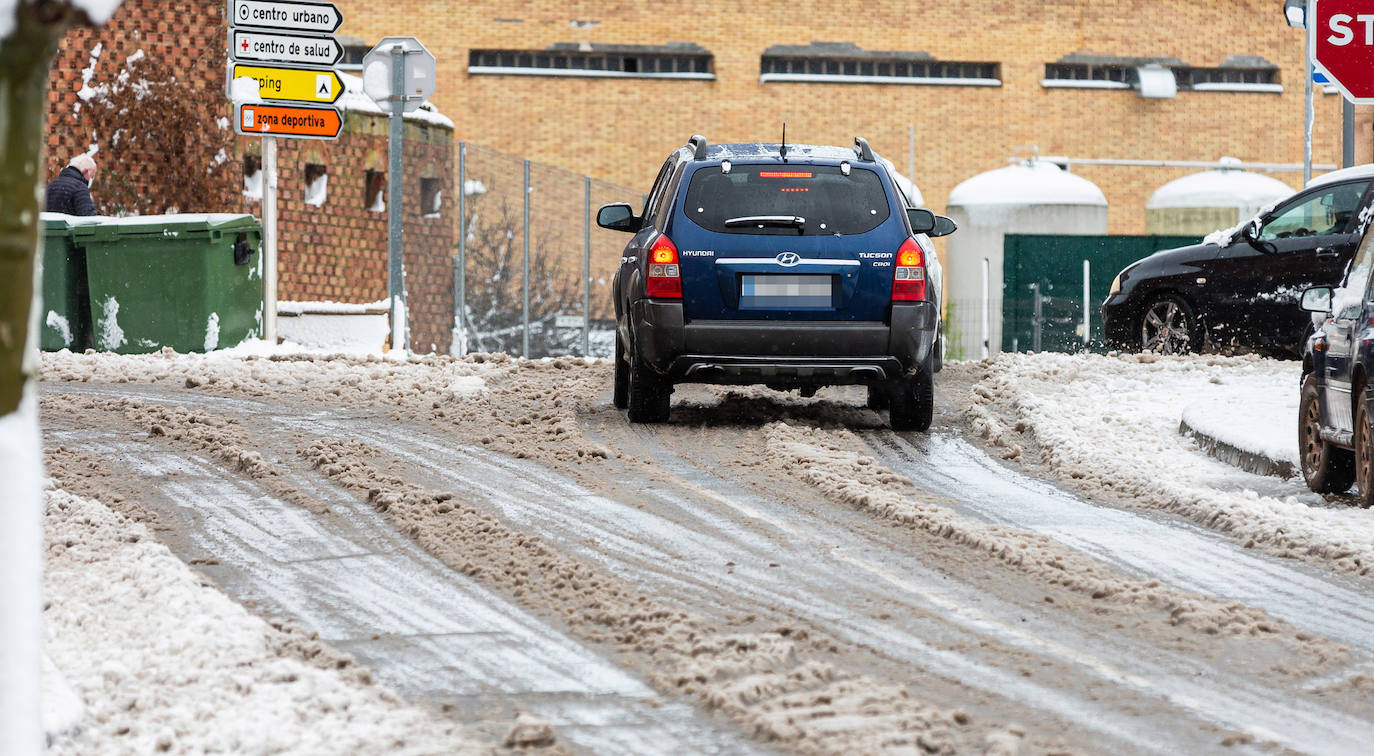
[522, 158, 531, 359]
[1305, 0, 1315, 185]
[1082, 259, 1091, 347]
[981, 257, 990, 359]
[262, 136, 278, 346]
[1344, 99, 1356, 169]
[456, 141, 466, 356]
[1031, 283, 1042, 352]
[583, 176, 591, 357]
[387, 45, 407, 354]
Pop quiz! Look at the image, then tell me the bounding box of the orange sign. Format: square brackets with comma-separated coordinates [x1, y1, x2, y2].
[236, 103, 341, 140]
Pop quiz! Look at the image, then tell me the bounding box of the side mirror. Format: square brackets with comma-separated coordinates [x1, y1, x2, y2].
[930, 215, 958, 238]
[1300, 286, 1333, 313]
[1241, 217, 1263, 242]
[597, 203, 638, 232]
[906, 208, 936, 235]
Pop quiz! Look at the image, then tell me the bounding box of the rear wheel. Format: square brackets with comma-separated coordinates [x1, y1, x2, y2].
[888, 369, 933, 432]
[612, 331, 629, 409]
[1355, 391, 1374, 508]
[1138, 295, 1197, 354]
[627, 346, 671, 423]
[1299, 376, 1353, 493]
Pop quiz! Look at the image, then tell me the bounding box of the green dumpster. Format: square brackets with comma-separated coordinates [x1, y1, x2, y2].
[39, 213, 99, 352]
[74, 214, 263, 354]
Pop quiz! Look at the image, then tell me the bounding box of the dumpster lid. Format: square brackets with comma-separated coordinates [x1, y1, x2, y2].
[39, 212, 105, 230]
[69, 213, 261, 238]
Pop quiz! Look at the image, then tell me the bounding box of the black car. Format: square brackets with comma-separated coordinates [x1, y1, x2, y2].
[1297, 198, 1374, 507]
[1103, 166, 1374, 355]
[597, 135, 954, 430]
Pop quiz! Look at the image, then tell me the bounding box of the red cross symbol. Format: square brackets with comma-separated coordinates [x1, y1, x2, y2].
[240, 38, 249, 52]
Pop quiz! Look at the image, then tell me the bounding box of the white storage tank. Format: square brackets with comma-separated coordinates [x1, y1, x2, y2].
[945, 160, 1108, 358]
[1145, 158, 1294, 236]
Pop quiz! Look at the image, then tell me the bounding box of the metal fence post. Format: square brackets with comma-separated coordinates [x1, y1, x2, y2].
[455, 141, 466, 355]
[981, 258, 991, 359]
[583, 176, 591, 357]
[522, 158, 531, 359]
[1082, 259, 1091, 348]
[1031, 282, 1042, 352]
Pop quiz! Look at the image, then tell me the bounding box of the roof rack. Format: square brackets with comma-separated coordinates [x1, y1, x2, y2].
[687, 134, 708, 159]
[853, 137, 874, 162]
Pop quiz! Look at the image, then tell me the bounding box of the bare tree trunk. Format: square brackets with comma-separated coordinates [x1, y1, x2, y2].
[1, 5, 93, 755]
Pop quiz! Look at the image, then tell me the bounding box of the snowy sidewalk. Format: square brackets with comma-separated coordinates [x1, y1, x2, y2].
[1179, 372, 1299, 478]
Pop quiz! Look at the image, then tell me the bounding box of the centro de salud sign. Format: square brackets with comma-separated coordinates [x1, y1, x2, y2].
[1312, 0, 1374, 103]
[227, 0, 343, 139]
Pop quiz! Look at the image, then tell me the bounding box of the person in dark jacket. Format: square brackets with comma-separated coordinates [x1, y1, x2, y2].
[44, 154, 98, 216]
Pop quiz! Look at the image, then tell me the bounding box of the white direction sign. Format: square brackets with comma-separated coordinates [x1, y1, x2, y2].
[363, 36, 437, 112]
[231, 0, 342, 34]
[232, 30, 342, 66]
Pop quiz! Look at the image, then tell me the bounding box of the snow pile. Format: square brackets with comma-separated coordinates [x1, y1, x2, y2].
[1180, 375, 1299, 466]
[965, 352, 1374, 575]
[43, 488, 475, 754]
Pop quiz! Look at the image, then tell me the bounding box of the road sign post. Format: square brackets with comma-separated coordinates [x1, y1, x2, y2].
[363, 37, 437, 356]
[227, 0, 342, 346]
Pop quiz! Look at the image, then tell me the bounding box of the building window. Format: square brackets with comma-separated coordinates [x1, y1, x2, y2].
[304, 163, 327, 207]
[758, 42, 999, 86]
[468, 42, 714, 79]
[420, 177, 441, 219]
[364, 170, 385, 212]
[243, 155, 262, 201]
[1043, 54, 1281, 93]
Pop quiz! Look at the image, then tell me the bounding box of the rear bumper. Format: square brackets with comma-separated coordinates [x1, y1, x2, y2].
[629, 299, 937, 384]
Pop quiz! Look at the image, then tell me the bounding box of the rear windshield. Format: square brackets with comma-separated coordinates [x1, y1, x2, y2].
[681, 164, 890, 236]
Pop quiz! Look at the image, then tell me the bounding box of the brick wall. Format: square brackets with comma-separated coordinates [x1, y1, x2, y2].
[337, 0, 1358, 241]
[44, 0, 456, 353]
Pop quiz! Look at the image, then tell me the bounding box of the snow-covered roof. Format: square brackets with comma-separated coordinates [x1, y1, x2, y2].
[1306, 162, 1374, 190]
[1147, 160, 1294, 210]
[948, 160, 1107, 208]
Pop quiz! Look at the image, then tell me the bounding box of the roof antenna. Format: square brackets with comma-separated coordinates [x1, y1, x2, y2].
[780, 122, 787, 161]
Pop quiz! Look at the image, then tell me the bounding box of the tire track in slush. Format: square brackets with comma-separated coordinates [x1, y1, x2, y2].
[331, 417, 1374, 756]
[863, 430, 1374, 654]
[41, 407, 763, 756]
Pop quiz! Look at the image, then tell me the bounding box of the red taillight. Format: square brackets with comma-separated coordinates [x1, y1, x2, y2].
[891, 237, 926, 301]
[646, 234, 682, 299]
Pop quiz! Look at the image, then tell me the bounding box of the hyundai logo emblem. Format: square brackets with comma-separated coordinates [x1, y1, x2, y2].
[775, 252, 801, 267]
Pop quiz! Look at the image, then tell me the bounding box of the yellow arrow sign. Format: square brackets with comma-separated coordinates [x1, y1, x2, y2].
[231, 64, 343, 104]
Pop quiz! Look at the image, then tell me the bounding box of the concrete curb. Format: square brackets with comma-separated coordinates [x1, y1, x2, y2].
[1178, 419, 1295, 479]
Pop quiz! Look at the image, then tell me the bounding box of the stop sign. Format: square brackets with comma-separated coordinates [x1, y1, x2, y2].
[1313, 0, 1374, 102]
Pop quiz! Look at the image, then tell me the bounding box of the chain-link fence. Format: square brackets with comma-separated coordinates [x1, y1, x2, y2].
[453, 142, 643, 358]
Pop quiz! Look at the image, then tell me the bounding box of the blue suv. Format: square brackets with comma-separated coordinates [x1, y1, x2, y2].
[597, 136, 954, 430]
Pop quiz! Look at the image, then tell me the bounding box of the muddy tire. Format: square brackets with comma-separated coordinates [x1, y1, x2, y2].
[627, 348, 671, 424]
[613, 331, 630, 410]
[888, 369, 933, 432]
[1138, 295, 1197, 355]
[1355, 391, 1374, 508]
[1299, 376, 1353, 494]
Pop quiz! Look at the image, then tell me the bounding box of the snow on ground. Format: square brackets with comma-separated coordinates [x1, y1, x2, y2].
[43, 487, 476, 755]
[966, 352, 1374, 576]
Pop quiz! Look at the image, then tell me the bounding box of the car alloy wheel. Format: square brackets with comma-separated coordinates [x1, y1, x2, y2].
[1356, 395, 1374, 508]
[1299, 376, 1354, 493]
[1139, 297, 1194, 354]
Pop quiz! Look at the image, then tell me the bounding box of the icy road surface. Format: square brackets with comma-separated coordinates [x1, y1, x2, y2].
[38, 350, 1374, 755]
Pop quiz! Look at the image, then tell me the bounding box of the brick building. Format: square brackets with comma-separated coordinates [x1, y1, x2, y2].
[336, 0, 1362, 241]
[43, 0, 457, 353]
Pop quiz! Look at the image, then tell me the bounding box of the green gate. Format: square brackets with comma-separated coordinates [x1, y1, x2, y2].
[1002, 234, 1199, 353]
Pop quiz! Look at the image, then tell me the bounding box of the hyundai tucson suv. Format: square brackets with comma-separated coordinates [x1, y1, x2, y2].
[597, 135, 954, 430]
[1102, 165, 1374, 356]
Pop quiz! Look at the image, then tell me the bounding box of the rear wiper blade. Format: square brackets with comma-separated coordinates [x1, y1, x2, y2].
[723, 215, 806, 228]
